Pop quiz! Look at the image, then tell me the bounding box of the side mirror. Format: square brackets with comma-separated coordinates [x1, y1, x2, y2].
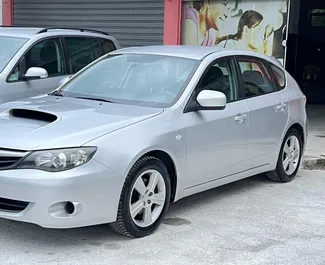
[196, 90, 227, 110]
[24, 67, 48, 80]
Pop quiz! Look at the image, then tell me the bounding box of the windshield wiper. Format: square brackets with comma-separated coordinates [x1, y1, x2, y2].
[50, 91, 63, 97]
[74, 96, 115, 103]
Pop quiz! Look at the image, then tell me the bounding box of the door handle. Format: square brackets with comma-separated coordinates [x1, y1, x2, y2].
[234, 113, 247, 123]
[276, 103, 286, 111]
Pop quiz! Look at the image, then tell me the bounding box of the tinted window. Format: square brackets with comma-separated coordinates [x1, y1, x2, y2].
[269, 64, 286, 89]
[24, 38, 64, 78]
[99, 39, 116, 54]
[0, 36, 28, 72]
[89, 38, 103, 59]
[59, 54, 199, 108]
[198, 60, 238, 102]
[237, 57, 275, 98]
[65, 37, 95, 73]
[310, 9, 325, 27]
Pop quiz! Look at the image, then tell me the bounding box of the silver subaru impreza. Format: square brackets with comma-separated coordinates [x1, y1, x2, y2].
[0, 45, 308, 237]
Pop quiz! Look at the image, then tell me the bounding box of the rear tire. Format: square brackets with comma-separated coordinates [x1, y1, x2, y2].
[109, 156, 171, 238]
[266, 128, 302, 183]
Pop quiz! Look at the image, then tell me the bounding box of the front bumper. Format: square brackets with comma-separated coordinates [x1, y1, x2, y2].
[0, 159, 124, 228]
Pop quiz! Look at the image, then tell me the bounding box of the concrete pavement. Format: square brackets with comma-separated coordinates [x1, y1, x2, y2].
[0, 170, 325, 265]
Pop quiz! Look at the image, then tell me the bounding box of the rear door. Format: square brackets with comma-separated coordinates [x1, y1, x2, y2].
[235, 56, 289, 168]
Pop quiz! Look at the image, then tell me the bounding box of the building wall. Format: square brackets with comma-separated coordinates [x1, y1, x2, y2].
[0, 1, 2, 25]
[13, 0, 165, 47]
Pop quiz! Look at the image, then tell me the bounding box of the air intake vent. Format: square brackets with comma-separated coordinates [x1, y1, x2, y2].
[9, 109, 57, 123]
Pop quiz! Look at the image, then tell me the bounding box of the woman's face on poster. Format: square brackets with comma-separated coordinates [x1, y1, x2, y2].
[208, 0, 236, 31]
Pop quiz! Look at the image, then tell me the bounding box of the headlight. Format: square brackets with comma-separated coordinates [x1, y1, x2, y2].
[17, 147, 97, 172]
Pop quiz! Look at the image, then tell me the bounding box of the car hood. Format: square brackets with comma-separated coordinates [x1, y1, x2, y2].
[0, 95, 163, 150]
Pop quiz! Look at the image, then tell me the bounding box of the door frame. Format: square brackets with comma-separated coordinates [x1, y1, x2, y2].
[183, 55, 245, 114]
[5, 36, 68, 84]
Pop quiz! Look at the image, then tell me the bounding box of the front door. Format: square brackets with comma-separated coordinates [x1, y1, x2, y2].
[20, 37, 67, 99]
[184, 57, 249, 188]
[0, 81, 22, 104]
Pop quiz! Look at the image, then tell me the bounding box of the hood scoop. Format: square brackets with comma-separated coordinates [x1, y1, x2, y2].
[9, 108, 58, 123]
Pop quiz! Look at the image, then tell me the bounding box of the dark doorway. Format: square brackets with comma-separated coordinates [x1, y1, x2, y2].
[296, 0, 325, 104]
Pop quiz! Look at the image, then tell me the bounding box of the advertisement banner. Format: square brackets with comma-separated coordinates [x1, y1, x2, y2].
[181, 0, 288, 63]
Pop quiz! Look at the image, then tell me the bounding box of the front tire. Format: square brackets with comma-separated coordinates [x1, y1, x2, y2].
[267, 128, 303, 183]
[109, 156, 171, 238]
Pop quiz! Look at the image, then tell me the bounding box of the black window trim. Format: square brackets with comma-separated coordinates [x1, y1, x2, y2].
[183, 56, 244, 114]
[6, 36, 67, 83]
[234, 55, 281, 99]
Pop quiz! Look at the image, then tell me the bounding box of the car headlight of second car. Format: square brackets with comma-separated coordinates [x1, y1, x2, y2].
[17, 147, 97, 172]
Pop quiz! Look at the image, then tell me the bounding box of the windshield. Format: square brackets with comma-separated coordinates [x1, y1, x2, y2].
[58, 54, 199, 107]
[0, 36, 28, 72]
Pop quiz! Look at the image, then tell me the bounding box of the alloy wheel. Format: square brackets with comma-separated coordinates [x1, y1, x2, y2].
[282, 135, 301, 175]
[129, 169, 166, 228]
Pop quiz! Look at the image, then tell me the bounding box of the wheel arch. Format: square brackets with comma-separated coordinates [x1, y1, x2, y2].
[127, 148, 178, 203]
[286, 122, 305, 148]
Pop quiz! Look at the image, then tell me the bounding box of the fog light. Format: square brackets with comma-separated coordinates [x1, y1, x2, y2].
[65, 201, 75, 215]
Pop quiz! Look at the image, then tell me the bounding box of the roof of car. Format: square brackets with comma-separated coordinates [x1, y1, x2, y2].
[112, 45, 225, 60]
[112, 45, 284, 68]
[0, 26, 110, 39]
[0, 27, 42, 38]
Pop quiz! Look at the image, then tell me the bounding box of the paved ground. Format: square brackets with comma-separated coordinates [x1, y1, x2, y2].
[1, 170, 325, 265]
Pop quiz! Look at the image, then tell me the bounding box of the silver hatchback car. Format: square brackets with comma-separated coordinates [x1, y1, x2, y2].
[0, 46, 308, 238]
[0, 26, 119, 104]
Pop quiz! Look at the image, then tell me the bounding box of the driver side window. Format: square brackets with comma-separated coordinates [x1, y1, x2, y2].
[197, 59, 238, 102]
[8, 38, 64, 82]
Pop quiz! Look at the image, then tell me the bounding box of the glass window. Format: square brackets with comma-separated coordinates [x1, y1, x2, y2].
[99, 39, 116, 54]
[58, 54, 199, 108]
[311, 9, 325, 27]
[8, 65, 20, 82]
[237, 57, 275, 98]
[65, 37, 95, 73]
[24, 38, 64, 77]
[89, 38, 103, 59]
[0, 36, 28, 72]
[269, 64, 286, 89]
[197, 60, 238, 102]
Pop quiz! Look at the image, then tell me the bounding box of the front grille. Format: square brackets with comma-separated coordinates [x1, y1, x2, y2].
[0, 156, 21, 168]
[0, 197, 29, 212]
[0, 149, 28, 170]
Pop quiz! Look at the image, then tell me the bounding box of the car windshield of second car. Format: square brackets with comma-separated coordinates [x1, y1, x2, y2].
[0, 36, 28, 72]
[58, 54, 199, 107]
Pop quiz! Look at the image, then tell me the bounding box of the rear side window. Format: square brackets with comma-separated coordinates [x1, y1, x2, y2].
[65, 37, 95, 73]
[99, 39, 116, 54]
[269, 64, 286, 90]
[237, 56, 276, 98]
